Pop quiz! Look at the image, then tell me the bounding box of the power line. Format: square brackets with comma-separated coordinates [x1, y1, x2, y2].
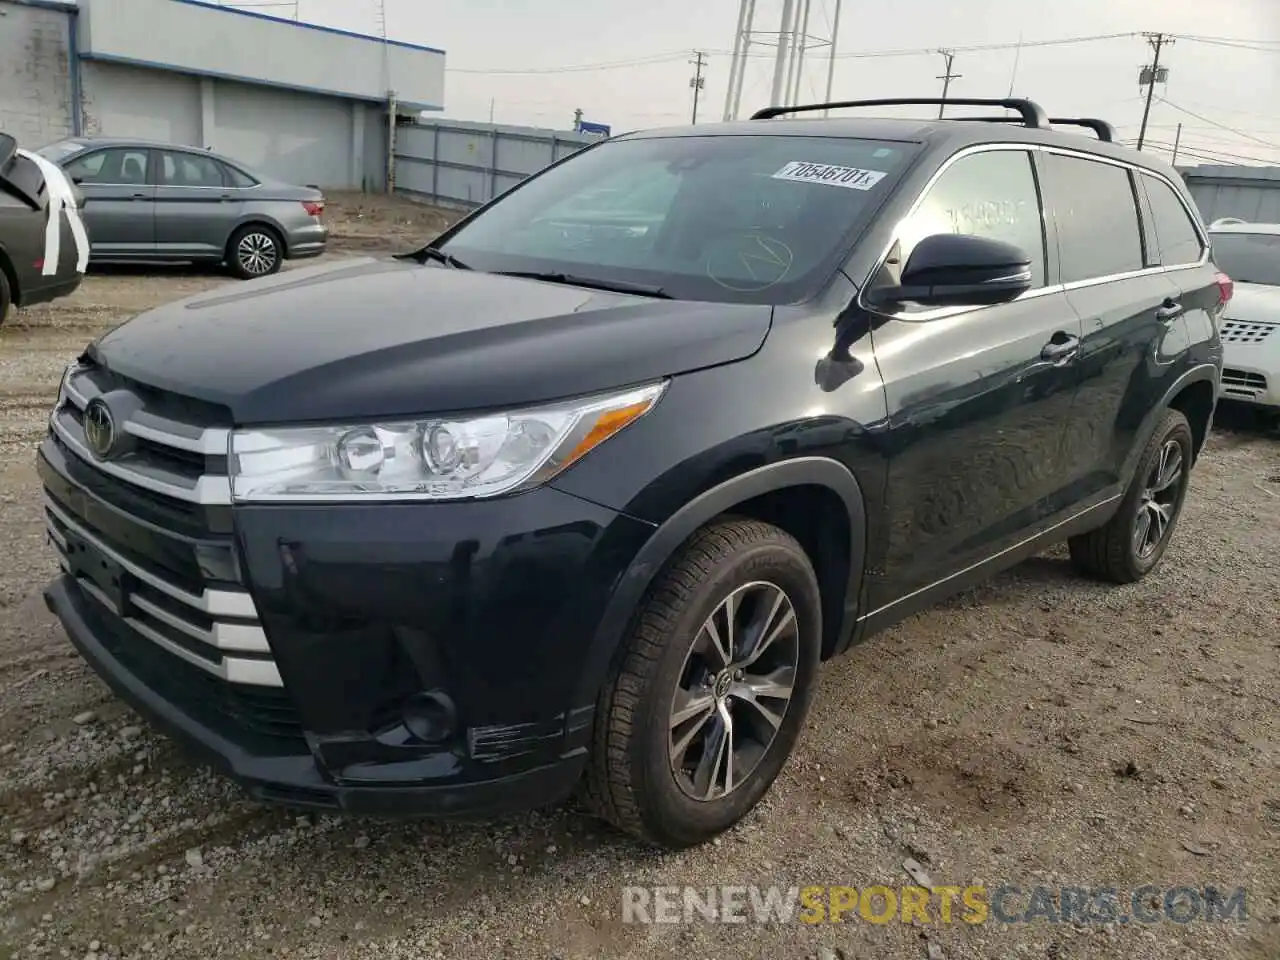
[446, 31, 1138, 77]
[1157, 97, 1280, 150]
[445, 52, 689, 75]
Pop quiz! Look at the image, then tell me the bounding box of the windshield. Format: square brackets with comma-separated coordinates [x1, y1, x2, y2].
[35, 140, 86, 163]
[1210, 231, 1280, 286]
[435, 134, 917, 304]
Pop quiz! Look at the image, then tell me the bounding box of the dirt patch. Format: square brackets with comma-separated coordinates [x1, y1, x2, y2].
[0, 194, 1277, 959]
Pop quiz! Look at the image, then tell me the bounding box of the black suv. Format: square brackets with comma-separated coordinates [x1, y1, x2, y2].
[39, 98, 1227, 849]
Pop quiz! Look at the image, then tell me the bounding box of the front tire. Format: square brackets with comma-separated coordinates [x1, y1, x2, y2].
[1068, 409, 1194, 583]
[583, 519, 822, 849]
[228, 224, 283, 280]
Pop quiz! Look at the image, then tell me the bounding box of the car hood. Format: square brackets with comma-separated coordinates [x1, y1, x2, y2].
[1225, 281, 1280, 325]
[88, 257, 773, 423]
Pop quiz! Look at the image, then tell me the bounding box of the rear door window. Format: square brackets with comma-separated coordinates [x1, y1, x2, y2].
[1039, 153, 1144, 283]
[160, 151, 227, 188]
[1141, 174, 1206, 266]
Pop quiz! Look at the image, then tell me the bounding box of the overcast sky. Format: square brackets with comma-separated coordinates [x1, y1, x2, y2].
[245, 0, 1278, 165]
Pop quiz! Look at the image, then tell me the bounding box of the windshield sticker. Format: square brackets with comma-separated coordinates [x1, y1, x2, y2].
[772, 161, 887, 191]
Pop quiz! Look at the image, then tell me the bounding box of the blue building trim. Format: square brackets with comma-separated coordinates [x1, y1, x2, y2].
[166, 0, 447, 56]
[78, 52, 444, 112]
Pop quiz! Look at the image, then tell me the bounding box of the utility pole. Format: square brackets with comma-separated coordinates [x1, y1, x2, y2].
[823, 0, 842, 116]
[1171, 122, 1183, 165]
[573, 107, 583, 131]
[1136, 32, 1172, 151]
[689, 51, 708, 123]
[936, 49, 961, 118]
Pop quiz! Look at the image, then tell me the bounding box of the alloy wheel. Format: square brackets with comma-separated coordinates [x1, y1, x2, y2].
[1133, 438, 1184, 560]
[668, 580, 800, 801]
[237, 232, 278, 276]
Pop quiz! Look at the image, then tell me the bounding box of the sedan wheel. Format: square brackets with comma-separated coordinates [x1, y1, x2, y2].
[228, 226, 283, 279]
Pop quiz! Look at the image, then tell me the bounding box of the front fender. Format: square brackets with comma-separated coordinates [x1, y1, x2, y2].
[568, 456, 867, 709]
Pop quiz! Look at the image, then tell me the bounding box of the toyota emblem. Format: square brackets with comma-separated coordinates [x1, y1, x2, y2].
[83, 397, 117, 460]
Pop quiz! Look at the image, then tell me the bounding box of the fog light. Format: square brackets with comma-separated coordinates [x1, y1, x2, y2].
[402, 690, 456, 744]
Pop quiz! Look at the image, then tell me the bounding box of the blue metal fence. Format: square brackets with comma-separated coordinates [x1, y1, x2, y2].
[393, 118, 596, 210]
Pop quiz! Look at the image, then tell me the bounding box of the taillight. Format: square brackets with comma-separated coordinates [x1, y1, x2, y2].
[1215, 270, 1234, 307]
[302, 199, 324, 217]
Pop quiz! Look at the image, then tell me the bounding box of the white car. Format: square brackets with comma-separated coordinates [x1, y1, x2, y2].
[1208, 221, 1280, 413]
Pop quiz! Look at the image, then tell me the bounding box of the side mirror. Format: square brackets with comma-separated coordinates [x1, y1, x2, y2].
[869, 234, 1034, 309]
[71, 176, 85, 185]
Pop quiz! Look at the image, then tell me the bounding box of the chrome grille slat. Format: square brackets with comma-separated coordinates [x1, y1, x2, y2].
[44, 495, 254, 619]
[72, 576, 282, 687]
[56, 366, 232, 505]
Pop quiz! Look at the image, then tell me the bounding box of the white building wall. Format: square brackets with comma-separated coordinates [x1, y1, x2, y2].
[210, 80, 357, 189]
[0, 0, 74, 148]
[80, 60, 201, 145]
[78, 0, 445, 110]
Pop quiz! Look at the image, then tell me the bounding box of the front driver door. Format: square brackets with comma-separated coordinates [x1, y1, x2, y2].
[64, 147, 156, 258]
[866, 147, 1084, 613]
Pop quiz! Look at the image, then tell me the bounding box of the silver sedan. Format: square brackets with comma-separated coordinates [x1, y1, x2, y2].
[36, 137, 328, 279]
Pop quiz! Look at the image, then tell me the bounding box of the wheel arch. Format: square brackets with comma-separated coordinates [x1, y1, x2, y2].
[226, 217, 288, 260]
[1122, 364, 1219, 483]
[572, 457, 867, 709]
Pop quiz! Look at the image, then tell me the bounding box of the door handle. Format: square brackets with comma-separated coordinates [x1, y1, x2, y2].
[1040, 332, 1080, 363]
[1155, 299, 1184, 322]
[130, 193, 148, 200]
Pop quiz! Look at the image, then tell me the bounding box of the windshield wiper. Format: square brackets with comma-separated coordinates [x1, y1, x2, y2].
[492, 270, 672, 299]
[414, 246, 472, 270]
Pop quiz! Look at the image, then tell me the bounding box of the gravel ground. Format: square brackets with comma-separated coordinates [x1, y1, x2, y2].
[1, 194, 1278, 959]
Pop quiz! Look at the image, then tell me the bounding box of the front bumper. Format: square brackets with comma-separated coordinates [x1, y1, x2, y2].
[46, 575, 586, 817]
[38, 438, 654, 817]
[1220, 327, 1279, 409]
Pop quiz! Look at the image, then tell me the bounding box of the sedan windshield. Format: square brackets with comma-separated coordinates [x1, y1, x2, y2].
[1211, 231, 1280, 286]
[435, 134, 916, 304]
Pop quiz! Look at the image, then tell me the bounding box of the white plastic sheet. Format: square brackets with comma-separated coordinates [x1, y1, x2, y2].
[15, 148, 90, 276]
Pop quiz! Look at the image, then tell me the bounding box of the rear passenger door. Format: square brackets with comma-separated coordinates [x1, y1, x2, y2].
[154, 150, 244, 260]
[1040, 151, 1186, 502]
[868, 147, 1085, 611]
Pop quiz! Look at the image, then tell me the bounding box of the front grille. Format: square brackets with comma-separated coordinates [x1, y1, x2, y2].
[1220, 319, 1277, 345]
[1221, 367, 1269, 400]
[52, 363, 233, 505]
[44, 361, 291, 728]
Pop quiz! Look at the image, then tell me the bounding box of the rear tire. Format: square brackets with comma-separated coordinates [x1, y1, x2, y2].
[227, 224, 283, 280]
[582, 518, 822, 849]
[1068, 409, 1194, 584]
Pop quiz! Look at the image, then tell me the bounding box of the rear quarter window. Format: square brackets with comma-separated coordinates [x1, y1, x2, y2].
[1140, 174, 1206, 266]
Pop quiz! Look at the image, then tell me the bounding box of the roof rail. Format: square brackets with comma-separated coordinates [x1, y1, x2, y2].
[942, 115, 1117, 142]
[750, 97, 1050, 129]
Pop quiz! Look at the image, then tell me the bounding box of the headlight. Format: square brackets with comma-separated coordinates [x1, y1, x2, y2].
[229, 381, 667, 502]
